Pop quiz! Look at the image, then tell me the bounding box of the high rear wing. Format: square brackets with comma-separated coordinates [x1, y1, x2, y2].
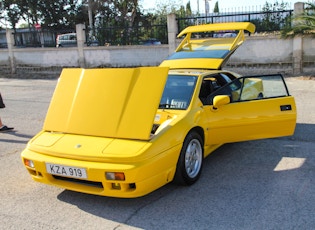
[160, 22, 256, 70]
[177, 22, 255, 37]
[176, 22, 256, 52]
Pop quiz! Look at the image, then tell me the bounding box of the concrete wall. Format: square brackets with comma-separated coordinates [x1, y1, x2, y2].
[0, 43, 169, 77]
[232, 36, 293, 63]
[225, 35, 315, 75]
[304, 37, 315, 60]
[303, 37, 315, 74]
[84, 45, 169, 68]
[225, 36, 294, 75]
[0, 45, 169, 68]
[2, 34, 313, 77]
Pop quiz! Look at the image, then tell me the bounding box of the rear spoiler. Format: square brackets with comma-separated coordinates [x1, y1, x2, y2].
[175, 22, 256, 53]
[177, 22, 256, 37]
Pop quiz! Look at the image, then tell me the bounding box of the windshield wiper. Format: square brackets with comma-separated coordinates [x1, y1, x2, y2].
[159, 103, 172, 109]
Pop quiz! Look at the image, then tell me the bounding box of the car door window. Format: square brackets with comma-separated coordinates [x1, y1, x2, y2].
[70, 35, 76, 40]
[208, 74, 289, 104]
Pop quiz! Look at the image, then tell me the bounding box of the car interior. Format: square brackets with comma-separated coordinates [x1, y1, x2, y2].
[199, 73, 235, 105]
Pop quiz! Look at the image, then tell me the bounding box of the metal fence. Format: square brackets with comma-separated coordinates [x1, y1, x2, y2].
[12, 28, 75, 48]
[177, 9, 294, 33]
[0, 7, 295, 48]
[0, 24, 167, 48]
[85, 24, 168, 46]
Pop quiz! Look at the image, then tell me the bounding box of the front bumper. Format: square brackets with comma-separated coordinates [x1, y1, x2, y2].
[21, 145, 181, 198]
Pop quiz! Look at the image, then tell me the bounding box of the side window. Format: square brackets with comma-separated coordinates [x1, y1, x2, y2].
[219, 73, 233, 83]
[70, 35, 76, 40]
[208, 74, 289, 104]
[238, 75, 289, 102]
[230, 74, 290, 102]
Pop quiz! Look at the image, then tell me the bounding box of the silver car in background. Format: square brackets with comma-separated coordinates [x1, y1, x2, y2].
[56, 33, 77, 48]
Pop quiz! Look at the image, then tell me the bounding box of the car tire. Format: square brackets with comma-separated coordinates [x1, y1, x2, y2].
[174, 131, 203, 185]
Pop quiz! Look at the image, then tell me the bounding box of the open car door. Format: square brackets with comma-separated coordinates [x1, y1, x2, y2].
[205, 74, 296, 144]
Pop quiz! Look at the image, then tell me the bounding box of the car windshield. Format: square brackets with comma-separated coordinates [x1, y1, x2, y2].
[159, 75, 197, 110]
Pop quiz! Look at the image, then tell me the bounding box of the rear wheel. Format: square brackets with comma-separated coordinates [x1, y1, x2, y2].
[174, 132, 203, 185]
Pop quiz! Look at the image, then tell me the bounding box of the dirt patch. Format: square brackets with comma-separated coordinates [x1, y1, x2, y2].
[295, 75, 315, 80]
[0, 72, 60, 79]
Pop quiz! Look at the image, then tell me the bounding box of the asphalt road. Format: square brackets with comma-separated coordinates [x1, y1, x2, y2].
[0, 76, 314, 230]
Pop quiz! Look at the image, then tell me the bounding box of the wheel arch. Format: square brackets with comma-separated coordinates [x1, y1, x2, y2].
[187, 126, 205, 145]
[173, 126, 205, 185]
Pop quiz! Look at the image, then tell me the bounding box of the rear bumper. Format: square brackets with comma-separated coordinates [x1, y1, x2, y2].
[21, 145, 181, 198]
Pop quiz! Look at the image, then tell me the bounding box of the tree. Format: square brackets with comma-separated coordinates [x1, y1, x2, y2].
[1, 1, 22, 30]
[281, 2, 315, 37]
[1, 0, 86, 29]
[251, 1, 291, 32]
[155, 0, 182, 16]
[186, 1, 192, 16]
[213, 1, 219, 14]
[91, 0, 139, 27]
[18, 0, 41, 27]
[261, 1, 290, 31]
[89, 0, 141, 45]
[35, 0, 86, 29]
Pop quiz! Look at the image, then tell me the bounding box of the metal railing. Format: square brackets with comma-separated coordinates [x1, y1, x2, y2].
[0, 8, 295, 48]
[0, 24, 168, 48]
[85, 24, 168, 46]
[177, 10, 293, 33]
[0, 28, 75, 48]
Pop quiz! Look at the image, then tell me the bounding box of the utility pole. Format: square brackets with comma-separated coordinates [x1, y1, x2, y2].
[205, 0, 211, 23]
[88, 0, 93, 36]
[205, 0, 211, 15]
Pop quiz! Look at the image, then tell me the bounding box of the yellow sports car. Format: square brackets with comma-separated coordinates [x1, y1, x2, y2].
[21, 22, 296, 198]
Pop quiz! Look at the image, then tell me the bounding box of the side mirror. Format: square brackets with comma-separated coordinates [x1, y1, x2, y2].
[213, 95, 230, 110]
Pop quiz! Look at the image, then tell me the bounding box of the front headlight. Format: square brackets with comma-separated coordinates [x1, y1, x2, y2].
[105, 172, 125, 181]
[23, 158, 35, 168]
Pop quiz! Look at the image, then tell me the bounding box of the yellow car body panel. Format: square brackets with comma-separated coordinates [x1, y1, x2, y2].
[44, 67, 168, 140]
[206, 96, 296, 144]
[21, 23, 297, 198]
[160, 58, 224, 70]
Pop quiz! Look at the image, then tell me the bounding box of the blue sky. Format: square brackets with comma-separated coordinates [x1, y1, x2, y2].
[141, 0, 300, 13]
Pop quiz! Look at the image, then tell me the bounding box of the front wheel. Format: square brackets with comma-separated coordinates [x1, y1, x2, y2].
[174, 132, 203, 185]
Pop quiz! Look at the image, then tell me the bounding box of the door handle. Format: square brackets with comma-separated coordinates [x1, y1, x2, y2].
[280, 105, 292, 111]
